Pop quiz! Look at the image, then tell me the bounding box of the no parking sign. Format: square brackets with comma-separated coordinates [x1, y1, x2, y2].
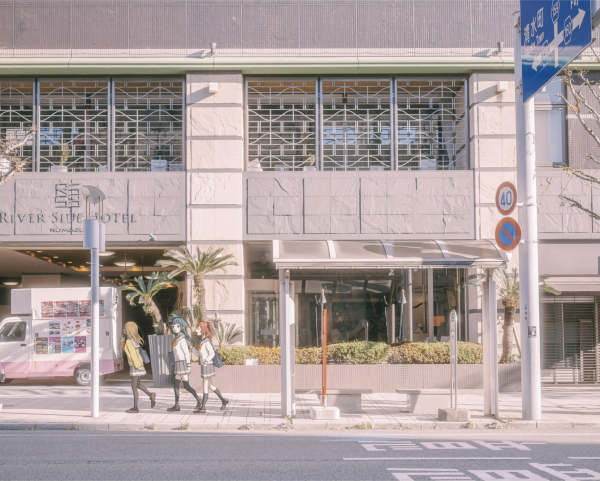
[495, 217, 522, 251]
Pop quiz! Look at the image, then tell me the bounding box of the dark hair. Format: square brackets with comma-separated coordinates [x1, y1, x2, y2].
[169, 317, 191, 341]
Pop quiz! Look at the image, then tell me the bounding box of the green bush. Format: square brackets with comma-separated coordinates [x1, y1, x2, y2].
[219, 346, 281, 365]
[387, 342, 483, 364]
[219, 341, 483, 365]
[328, 341, 390, 364]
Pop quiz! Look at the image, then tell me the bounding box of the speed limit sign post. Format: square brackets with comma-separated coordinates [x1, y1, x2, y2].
[496, 182, 517, 216]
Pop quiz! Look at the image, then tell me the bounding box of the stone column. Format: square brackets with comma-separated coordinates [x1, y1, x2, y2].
[186, 72, 244, 344]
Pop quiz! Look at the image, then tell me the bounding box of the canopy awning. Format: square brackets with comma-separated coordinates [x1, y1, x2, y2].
[273, 240, 509, 269]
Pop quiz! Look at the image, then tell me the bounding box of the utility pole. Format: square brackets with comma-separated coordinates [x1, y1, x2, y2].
[82, 186, 106, 419]
[513, 11, 542, 421]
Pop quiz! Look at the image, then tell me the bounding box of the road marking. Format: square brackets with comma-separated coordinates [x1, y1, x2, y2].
[344, 457, 532, 461]
[568, 457, 600, 460]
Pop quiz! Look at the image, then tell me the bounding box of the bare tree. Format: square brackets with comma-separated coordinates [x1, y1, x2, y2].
[0, 125, 36, 186]
[556, 69, 599, 221]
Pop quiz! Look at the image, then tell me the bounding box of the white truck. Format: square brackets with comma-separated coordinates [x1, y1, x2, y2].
[0, 287, 124, 386]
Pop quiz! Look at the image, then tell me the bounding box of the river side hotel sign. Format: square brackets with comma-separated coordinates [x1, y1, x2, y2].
[0, 176, 184, 238]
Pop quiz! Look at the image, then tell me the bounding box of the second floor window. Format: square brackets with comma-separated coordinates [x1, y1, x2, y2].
[246, 77, 467, 171]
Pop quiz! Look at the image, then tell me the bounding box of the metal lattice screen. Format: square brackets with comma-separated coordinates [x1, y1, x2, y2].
[39, 80, 109, 172]
[541, 295, 599, 384]
[247, 79, 316, 172]
[246, 77, 467, 171]
[0, 80, 34, 172]
[322, 79, 392, 171]
[114, 79, 184, 172]
[0, 78, 183, 173]
[396, 79, 467, 171]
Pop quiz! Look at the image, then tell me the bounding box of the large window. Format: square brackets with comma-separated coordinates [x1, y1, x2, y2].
[534, 78, 566, 166]
[39, 80, 109, 172]
[114, 79, 183, 172]
[247, 79, 316, 172]
[246, 77, 467, 171]
[0, 78, 183, 173]
[0, 80, 34, 172]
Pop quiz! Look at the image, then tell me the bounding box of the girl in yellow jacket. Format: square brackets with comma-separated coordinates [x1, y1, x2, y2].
[122, 321, 156, 413]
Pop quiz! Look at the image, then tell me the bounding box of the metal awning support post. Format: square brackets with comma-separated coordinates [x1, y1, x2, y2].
[427, 268, 434, 342]
[481, 269, 499, 417]
[407, 270, 413, 342]
[279, 269, 295, 418]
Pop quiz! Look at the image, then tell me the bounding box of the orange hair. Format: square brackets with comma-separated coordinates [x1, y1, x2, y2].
[197, 321, 214, 339]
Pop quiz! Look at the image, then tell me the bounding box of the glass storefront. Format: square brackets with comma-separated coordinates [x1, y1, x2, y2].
[243, 242, 468, 347]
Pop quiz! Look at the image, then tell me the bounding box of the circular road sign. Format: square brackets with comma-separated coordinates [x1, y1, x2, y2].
[495, 181, 517, 215]
[495, 217, 522, 251]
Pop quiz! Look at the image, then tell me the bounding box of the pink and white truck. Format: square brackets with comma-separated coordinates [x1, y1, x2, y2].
[0, 287, 124, 386]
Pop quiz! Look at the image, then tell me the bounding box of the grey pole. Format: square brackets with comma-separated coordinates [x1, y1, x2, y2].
[82, 185, 107, 419]
[84, 219, 101, 418]
[514, 11, 542, 421]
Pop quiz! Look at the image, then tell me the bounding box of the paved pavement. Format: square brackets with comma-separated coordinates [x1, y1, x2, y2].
[0, 430, 598, 480]
[0, 379, 598, 431]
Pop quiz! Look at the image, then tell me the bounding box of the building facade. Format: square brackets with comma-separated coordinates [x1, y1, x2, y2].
[0, 0, 598, 383]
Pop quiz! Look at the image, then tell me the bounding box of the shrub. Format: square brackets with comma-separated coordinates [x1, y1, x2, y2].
[328, 341, 389, 364]
[388, 342, 483, 364]
[219, 341, 482, 365]
[218, 346, 280, 365]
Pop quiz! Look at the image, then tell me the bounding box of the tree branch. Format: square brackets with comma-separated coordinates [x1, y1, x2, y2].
[559, 194, 600, 220]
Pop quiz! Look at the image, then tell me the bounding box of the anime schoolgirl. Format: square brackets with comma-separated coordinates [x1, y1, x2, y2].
[167, 317, 202, 412]
[121, 321, 156, 413]
[192, 320, 229, 413]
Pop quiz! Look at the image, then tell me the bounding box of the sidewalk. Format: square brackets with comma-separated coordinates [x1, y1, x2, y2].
[0, 382, 598, 431]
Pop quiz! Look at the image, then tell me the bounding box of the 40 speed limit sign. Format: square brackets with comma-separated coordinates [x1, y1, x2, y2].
[495, 181, 517, 216]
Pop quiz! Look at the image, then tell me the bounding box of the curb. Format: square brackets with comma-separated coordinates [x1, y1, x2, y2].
[0, 421, 595, 431]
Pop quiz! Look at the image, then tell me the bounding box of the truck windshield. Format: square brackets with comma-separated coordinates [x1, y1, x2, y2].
[0, 321, 26, 342]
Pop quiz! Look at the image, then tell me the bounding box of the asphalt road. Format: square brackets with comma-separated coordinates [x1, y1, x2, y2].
[0, 431, 598, 481]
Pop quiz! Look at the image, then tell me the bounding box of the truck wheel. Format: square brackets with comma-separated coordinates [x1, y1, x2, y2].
[75, 367, 92, 386]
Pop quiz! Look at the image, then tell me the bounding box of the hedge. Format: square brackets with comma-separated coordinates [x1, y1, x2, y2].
[218, 341, 483, 365]
[388, 342, 483, 364]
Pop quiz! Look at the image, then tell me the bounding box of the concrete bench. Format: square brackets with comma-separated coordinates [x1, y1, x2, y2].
[396, 389, 483, 414]
[298, 389, 373, 414]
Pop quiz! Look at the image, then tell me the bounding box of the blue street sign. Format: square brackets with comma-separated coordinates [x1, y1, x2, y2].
[520, 0, 593, 103]
[495, 217, 522, 251]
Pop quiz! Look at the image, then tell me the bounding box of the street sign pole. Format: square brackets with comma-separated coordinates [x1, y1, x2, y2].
[514, 11, 542, 421]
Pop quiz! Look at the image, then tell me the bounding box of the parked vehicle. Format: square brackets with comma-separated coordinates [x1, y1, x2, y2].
[0, 288, 124, 386]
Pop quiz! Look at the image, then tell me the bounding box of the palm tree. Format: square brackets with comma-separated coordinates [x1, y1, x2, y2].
[465, 268, 561, 362]
[215, 322, 244, 347]
[118, 272, 178, 334]
[155, 246, 237, 327]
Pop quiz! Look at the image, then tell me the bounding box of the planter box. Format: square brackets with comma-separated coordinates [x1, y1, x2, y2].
[148, 334, 174, 388]
[190, 363, 521, 393]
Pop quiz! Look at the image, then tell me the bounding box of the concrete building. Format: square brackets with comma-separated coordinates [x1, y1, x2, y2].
[0, 0, 598, 384]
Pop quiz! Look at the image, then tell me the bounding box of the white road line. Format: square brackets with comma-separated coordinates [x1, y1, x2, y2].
[568, 457, 600, 459]
[344, 457, 532, 461]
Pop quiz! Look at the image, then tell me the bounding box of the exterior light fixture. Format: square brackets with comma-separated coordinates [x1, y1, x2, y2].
[36, 250, 42, 253]
[99, 251, 115, 257]
[53, 256, 58, 259]
[2, 281, 19, 286]
[114, 261, 135, 267]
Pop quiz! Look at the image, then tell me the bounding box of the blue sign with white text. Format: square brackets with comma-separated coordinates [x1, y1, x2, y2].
[520, 0, 592, 102]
